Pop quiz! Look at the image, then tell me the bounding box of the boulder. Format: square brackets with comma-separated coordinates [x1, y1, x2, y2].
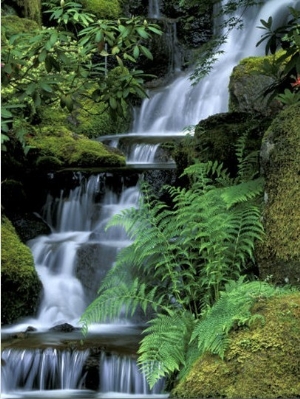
[229, 55, 283, 116]
[1, 216, 42, 325]
[257, 103, 300, 285]
[171, 292, 300, 398]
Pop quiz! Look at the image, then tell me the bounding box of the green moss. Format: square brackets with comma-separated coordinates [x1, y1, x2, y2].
[81, 0, 121, 19]
[172, 292, 300, 398]
[1, 15, 39, 44]
[1, 216, 42, 324]
[257, 103, 300, 283]
[228, 53, 284, 115]
[231, 51, 285, 79]
[193, 112, 271, 177]
[21, 0, 42, 25]
[26, 126, 126, 168]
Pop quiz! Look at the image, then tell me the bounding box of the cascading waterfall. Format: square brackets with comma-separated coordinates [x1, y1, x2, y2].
[27, 173, 141, 329]
[2, 1, 297, 398]
[1, 348, 89, 392]
[133, 0, 300, 134]
[148, 0, 161, 18]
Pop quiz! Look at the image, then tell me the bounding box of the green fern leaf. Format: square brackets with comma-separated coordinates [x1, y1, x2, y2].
[137, 311, 195, 388]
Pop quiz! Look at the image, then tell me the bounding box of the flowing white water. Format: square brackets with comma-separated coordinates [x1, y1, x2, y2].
[133, 0, 300, 134]
[148, 0, 161, 18]
[1, 348, 90, 392]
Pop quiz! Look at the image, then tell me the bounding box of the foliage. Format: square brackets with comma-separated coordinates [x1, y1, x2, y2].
[81, 138, 265, 388]
[190, 277, 276, 360]
[255, 6, 300, 105]
[1, 0, 162, 151]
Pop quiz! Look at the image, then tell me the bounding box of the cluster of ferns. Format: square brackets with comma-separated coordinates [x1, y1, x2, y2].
[80, 132, 292, 388]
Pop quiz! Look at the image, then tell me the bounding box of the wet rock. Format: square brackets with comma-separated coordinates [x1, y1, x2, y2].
[49, 323, 78, 332]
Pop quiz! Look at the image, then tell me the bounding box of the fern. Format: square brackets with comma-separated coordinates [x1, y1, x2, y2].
[220, 177, 264, 208]
[81, 136, 268, 388]
[235, 131, 260, 181]
[190, 277, 281, 360]
[137, 278, 293, 388]
[80, 279, 167, 335]
[137, 310, 195, 389]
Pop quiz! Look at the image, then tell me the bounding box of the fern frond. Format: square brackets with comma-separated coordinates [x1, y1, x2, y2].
[226, 204, 264, 267]
[190, 278, 283, 359]
[235, 132, 260, 181]
[220, 177, 264, 209]
[80, 279, 165, 335]
[137, 311, 195, 388]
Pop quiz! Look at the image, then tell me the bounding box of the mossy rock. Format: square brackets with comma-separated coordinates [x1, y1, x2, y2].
[1, 15, 39, 44]
[81, 0, 121, 19]
[1, 216, 42, 325]
[193, 112, 272, 177]
[257, 103, 300, 285]
[171, 292, 300, 398]
[229, 55, 283, 116]
[26, 126, 126, 169]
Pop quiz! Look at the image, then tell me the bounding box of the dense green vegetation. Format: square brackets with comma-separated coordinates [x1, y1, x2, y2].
[1, 0, 162, 151]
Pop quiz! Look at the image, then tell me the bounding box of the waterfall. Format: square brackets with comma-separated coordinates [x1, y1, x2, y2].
[2, 0, 297, 397]
[99, 353, 164, 394]
[1, 348, 89, 392]
[148, 0, 161, 18]
[133, 0, 300, 134]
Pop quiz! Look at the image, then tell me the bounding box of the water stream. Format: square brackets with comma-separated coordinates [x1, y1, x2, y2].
[1, 0, 298, 397]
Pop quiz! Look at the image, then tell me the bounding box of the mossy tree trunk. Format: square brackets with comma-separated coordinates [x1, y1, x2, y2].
[16, 0, 41, 25]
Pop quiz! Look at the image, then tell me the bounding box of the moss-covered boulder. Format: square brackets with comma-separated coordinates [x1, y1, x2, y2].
[80, 0, 121, 19]
[192, 112, 272, 176]
[171, 292, 300, 398]
[1, 216, 42, 325]
[26, 126, 126, 170]
[229, 55, 282, 116]
[257, 103, 300, 285]
[1, 15, 39, 44]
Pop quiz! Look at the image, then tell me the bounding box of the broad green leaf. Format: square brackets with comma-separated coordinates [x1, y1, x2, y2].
[40, 82, 53, 93]
[65, 95, 74, 112]
[112, 46, 120, 55]
[49, 31, 58, 46]
[44, 56, 53, 73]
[109, 96, 117, 110]
[1, 109, 13, 118]
[133, 45, 140, 59]
[148, 26, 162, 35]
[140, 45, 153, 60]
[95, 31, 103, 43]
[116, 55, 124, 67]
[38, 49, 47, 63]
[136, 27, 149, 39]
